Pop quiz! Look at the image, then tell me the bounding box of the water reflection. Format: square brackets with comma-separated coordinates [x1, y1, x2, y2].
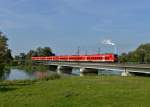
[1, 69, 58, 80]
[0, 70, 5, 79]
[0, 68, 122, 80]
[4, 69, 34, 80]
[98, 69, 122, 76]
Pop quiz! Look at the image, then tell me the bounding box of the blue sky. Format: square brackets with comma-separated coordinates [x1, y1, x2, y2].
[0, 0, 150, 55]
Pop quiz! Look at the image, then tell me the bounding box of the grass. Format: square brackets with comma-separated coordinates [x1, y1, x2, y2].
[0, 76, 150, 107]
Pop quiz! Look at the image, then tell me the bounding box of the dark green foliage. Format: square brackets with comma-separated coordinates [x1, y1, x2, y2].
[0, 79, 36, 86]
[14, 46, 55, 66]
[119, 53, 128, 63]
[119, 43, 150, 63]
[5, 49, 13, 64]
[40, 73, 61, 81]
[15, 65, 49, 72]
[0, 32, 12, 69]
[26, 46, 55, 58]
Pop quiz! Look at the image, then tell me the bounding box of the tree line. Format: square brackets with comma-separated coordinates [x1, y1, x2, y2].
[0, 31, 55, 70]
[119, 43, 150, 63]
[14, 47, 55, 65]
[0, 32, 13, 70]
[12, 43, 150, 64]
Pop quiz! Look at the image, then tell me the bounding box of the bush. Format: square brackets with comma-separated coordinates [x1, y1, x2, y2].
[41, 73, 61, 81]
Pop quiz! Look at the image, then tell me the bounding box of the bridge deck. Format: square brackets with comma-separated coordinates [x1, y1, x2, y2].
[44, 61, 150, 69]
[34, 60, 150, 76]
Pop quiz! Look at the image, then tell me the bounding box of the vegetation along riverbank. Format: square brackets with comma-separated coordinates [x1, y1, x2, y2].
[11, 65, 49, 72]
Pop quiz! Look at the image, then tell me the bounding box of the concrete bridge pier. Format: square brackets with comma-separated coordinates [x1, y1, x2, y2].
[57, 66, 73, 74]
[121, 68, 130, 76]
[80, 68, 98, 76]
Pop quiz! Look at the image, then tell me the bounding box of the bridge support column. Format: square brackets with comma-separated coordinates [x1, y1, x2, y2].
[121, 68, 129, 76]
[57, 66, 73, 74]
[80, 68, 98, 76]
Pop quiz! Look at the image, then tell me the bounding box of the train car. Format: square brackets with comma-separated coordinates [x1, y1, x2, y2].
[67, 55, 86, 62]
[59, 56, 69, 61]
[85, 54, 117, 62]
[31, 53, 118, 63]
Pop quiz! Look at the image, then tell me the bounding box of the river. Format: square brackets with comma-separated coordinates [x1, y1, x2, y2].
[0, 68, 122, 80]
[0, 69, 48, 80]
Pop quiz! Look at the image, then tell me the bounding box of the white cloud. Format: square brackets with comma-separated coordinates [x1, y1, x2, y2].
[102, 39, 116, 46]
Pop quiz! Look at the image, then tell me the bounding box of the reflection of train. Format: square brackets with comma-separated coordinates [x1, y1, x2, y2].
[32, 54, 118, 63]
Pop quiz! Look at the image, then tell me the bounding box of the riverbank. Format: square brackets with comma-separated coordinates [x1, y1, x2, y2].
[0, 76, 150, 107]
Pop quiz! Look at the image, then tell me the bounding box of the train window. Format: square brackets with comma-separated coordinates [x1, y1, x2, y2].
[114, 54, 118, 58]
[105, 57, 109, 60]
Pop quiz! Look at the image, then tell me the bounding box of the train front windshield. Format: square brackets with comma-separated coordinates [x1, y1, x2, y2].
[114, 54, 118, 62]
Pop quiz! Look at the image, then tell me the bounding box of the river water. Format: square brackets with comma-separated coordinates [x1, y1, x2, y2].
[0, 69, 58, 80]
[0, 68, 122, 80]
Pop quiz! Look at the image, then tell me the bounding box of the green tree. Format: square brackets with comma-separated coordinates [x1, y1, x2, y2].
[19, 53, 26, 65]
[5, 49, 13, 64]
[26, 50, 37, 59]
[42, 47, 55, 56]
[134, 44, 150, 63]
[35, 47, 55, 56]
[119, 43, 150, 64]
[144, 54, 150, 63]
[0, 32, 8, 70]
[15, 46, 55, 66]
[119, 53, 128, 63]
[13, 53, 26, 65]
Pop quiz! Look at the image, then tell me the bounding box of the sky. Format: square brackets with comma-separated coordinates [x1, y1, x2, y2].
[0, 0, 150, 56]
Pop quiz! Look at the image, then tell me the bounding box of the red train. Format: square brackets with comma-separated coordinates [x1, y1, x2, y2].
[31, 53, 118, 63]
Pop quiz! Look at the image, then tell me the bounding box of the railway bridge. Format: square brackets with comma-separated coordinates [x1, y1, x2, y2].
[41, 61, 150, 76]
